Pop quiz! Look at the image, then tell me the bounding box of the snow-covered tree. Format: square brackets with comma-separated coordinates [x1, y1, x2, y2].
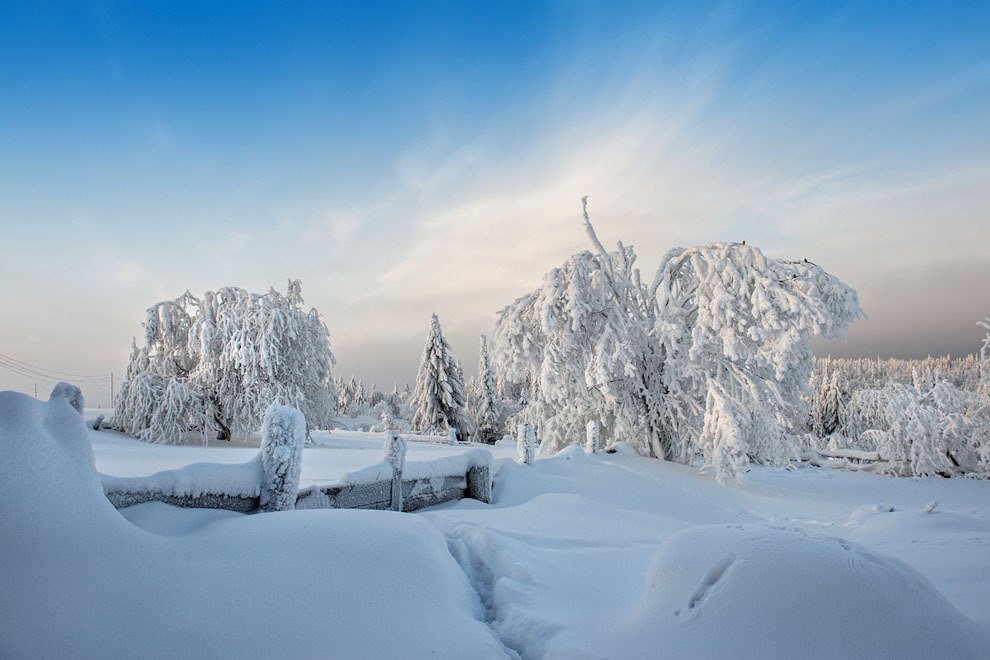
[411, 314, 468, 438]
[370, 405, 396, 433]
[386, 384, 404, 417]
[979, 315, 990, 397]
[699, 382, 750, 485]
[812, 371, 846, 438]
[470, 335, 502, 444]
[491, 198, 862, 482]
[113, 280, 337, 444]
[843, 388, 889, 439]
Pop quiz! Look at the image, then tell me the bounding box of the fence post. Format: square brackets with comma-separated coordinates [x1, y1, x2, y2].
[448, 427, 458, 445]
[384, 431, 407, 512]
[466, 460, 493, 504]
[517, 423, 536, 465]
[259, 404, 306, 512]
[586, 420, 601, 453]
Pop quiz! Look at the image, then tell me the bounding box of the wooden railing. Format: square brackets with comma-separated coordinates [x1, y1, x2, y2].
[101, 428, 493, 514]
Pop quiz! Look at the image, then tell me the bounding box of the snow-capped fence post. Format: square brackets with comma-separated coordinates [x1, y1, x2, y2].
[517, 423, 536, 465]
[586, 420, 601, 453]
[448, 427, 458, 445]
[384, 431, 407, 512]
[49, 382, 84, 415]
[259, 403, 306, 512]
[466, 458, 493, 504]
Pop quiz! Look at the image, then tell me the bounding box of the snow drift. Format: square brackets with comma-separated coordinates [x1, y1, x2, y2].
[622, 524, 984, 658]
[0, 392, 508, 659]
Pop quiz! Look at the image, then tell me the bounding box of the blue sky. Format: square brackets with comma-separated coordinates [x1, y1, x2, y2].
[1, 1, 989, 403]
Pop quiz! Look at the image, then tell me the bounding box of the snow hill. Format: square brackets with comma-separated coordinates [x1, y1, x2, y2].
[2, 392, 989, 659]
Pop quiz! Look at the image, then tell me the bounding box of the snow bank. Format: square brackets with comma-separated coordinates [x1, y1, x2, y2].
[623, 524, 984, 658]
[0, 391, 115, 545]
[0, 392, 509, 658]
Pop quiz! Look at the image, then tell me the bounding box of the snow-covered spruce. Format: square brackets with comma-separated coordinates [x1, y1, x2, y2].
[469, 335, 503, 444]
[49, 381, 84, 414]
[491, 198, 862, 481]
[980, 314, 990, 397]
[113, 280, 336, 444]
[410, 314, 469, 439]
[811, 369, 848, 438]
[813, 354, 984, 395]
[259, 403, 306, 512]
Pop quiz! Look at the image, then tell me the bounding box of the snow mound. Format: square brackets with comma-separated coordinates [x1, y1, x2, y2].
[626, 524, 984, 658]
[0, 391, 117, 544]
[845, 502, 895, 525]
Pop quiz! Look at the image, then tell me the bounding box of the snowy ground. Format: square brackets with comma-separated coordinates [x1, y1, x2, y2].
[3, 397, 988, 659]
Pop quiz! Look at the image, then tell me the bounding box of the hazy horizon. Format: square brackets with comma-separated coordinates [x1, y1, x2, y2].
[1, 1, 988, 406]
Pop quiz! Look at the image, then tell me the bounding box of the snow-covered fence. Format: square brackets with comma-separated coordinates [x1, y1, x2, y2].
[102, 416, 494, 513]
[801, 448, 890, 474]
[395, 430, 459, 445]
[295, 437, 493, 513]
[102, 403, 306, 512]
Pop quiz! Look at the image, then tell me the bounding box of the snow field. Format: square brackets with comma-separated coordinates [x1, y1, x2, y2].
[3, 395, 989, 658]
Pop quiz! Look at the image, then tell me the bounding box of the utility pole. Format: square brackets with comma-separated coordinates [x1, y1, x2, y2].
[110, 371, 114, 408]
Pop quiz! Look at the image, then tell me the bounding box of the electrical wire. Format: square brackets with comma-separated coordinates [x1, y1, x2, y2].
[0, 358, 111, 383]
[0, 354, 109, 379]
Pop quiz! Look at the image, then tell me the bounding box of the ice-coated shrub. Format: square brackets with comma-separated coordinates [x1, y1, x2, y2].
[259, 403, 305, 512]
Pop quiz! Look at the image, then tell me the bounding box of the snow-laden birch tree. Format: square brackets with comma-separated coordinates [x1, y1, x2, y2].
[491, 198, 862, 482]
[113, 280, 337, 443]
[411, 314, 469, 439]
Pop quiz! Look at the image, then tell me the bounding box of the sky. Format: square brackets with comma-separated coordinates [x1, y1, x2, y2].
[1, 0, 988, 405]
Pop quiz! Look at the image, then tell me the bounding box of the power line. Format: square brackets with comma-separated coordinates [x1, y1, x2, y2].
[0, 361, 76, 383]
[0, 358, 111, 383]
[0, 353, 109, 379]
[0, 363, 110, 383]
